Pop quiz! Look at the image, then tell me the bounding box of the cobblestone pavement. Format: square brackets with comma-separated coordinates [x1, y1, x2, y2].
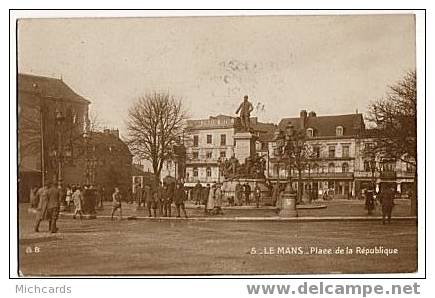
[18, 202, 417, 276]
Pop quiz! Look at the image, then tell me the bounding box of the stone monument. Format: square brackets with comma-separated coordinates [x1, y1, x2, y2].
[234, 95, 256, 161]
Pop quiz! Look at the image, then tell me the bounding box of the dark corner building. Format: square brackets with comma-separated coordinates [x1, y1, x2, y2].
[18, 73, 132, 202]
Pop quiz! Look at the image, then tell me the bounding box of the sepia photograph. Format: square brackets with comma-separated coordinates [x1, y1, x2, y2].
[15, 11, 420, 277]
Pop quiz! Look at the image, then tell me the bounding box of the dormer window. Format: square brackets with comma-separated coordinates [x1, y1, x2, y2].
[336, 126, 344, 136]
[306, 128, 314, 138]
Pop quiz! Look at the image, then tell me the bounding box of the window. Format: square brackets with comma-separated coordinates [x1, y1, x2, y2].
[206, 134, 212, 144]
[313, 146, 320, 158]
[363, 160, 371, 171]
[364, 143, 374, 151]
[306, 128, 314, 138]
[206, 167, 212, 177]
[192, 151, 199, 159]
[206, 151, 213, 159]
[261, 142, 268, 151]
[342, 162, 349, 173]
[193, 135, 199, 147]
[336, 126, 343, 136]
[328, 163, 335, 173]
[313, 163, 319, 173]
[220, 134, 226, 146]
[342, 145, 350, 158]
[406, 163, 415, 173]
[193, 167, 198, 177]
[328, 146, 336, 158]
[382, 161, 395, 172]
[220, 151, 226, 158]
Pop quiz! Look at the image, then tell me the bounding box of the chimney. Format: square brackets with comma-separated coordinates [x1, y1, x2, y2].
[110, 129, 120, 139]
[300, 110, 307, 129]
[308, 111, 317, 117]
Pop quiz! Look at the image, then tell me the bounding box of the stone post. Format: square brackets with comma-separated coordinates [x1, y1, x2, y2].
[279, 183, 298, 217]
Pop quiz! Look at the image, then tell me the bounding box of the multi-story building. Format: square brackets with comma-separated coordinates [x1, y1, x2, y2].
[184, 115, 276, 185]
[69, 129, 133, 193]
[18, 73, 90, 201]
[268, 110, 365, 199]
[354, 129, 416, 198]
[185, 115, 237, 184]
[18, 73, 135, 201]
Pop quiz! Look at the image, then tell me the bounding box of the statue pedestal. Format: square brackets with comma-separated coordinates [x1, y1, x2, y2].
[279, 192, 298, 217]
[234, 132, 256, 162]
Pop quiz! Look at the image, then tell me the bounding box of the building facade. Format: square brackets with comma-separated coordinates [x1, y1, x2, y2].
[18, 73, 90, 201]
[184, 115, 276, 185]
[185, 115, 237, 185]
[268, 110, 364, 199]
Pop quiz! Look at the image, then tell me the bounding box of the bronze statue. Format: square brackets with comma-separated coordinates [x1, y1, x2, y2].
[235, 95, 254, 131]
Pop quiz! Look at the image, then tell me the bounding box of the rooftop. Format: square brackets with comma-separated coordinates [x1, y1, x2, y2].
[18, 73, 91, 105]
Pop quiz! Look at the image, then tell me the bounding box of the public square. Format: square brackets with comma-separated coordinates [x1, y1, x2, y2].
[18, 201, 417, 276]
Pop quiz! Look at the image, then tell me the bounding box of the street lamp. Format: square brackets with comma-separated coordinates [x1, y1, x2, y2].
[54, 109, 65, 187]
[274, 124, 298, 217]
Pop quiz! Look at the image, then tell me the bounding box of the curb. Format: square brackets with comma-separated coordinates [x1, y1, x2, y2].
[59, 213, 416, 222]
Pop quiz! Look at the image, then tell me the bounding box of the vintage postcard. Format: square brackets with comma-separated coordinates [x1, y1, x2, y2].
[14, 11, 421, 277]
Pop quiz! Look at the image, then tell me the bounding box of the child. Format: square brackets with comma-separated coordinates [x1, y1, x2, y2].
[111, 187, 123, 220]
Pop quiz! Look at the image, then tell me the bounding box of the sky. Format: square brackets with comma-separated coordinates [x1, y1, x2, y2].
[18, 14, 416, 138]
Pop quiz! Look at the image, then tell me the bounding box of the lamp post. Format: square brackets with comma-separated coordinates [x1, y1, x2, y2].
[54, 109, 65, 187]
[275, 124, 298, 217]
[369, 157, 377, 192]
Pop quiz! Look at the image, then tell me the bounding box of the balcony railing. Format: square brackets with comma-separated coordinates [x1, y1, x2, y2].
[379, 171, 396, 179]
[268, 172, 354, 179]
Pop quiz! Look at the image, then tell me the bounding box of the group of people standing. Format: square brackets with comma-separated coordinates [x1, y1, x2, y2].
[132, 181, 188, 218]
[191, 181, 263, 210]
[364, 185, 396, 224]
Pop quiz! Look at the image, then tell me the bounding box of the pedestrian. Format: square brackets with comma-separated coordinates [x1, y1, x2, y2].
[234, 181, 242, 206]
[174, 183, 188, 218]
[194, 181, 203, 205]
[214, 184, 224, 215]
[29, 185, 39, 209]
[143, 183, 153, 217]
[34, 182, 60, 233]
[203, 184, 210, 213]
[162, 184, 173, 217]
[254, 183, 261, 208]
[33, 184, 49, 232]
[111, 187, 123, 220]
[101, 186, 106, 206]
[72, 186, 84, 220]
[271, 183, 280, 207]
[379, 185, 395, 224]
[134, 182, 143, 207]
[244, 183, 251, 206]
[365, 188, 375, 215]
[206, 184, 216, 215]
[126, 187, 133, 204]
[65, 185, 72, 209]
[151, 182, 163, 218]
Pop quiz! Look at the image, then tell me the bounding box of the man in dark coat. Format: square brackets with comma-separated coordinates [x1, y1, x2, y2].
[134, 183, 143, 207]
[143, 183, 153, 217]
[244, 183, 251, 206]
[379, 185, 395, 224]
[365, 189, 375, 215]
[162, 184, 173, 217]
[174, 183, 188, 218]
[34, 182, 60, 233]
[194, 182, 203, 205]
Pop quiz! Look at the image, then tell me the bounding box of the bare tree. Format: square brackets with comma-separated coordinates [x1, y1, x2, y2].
[275, 125, 315, 203]
[126, 92, 188, 180]
[367, 71, 416, 166]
